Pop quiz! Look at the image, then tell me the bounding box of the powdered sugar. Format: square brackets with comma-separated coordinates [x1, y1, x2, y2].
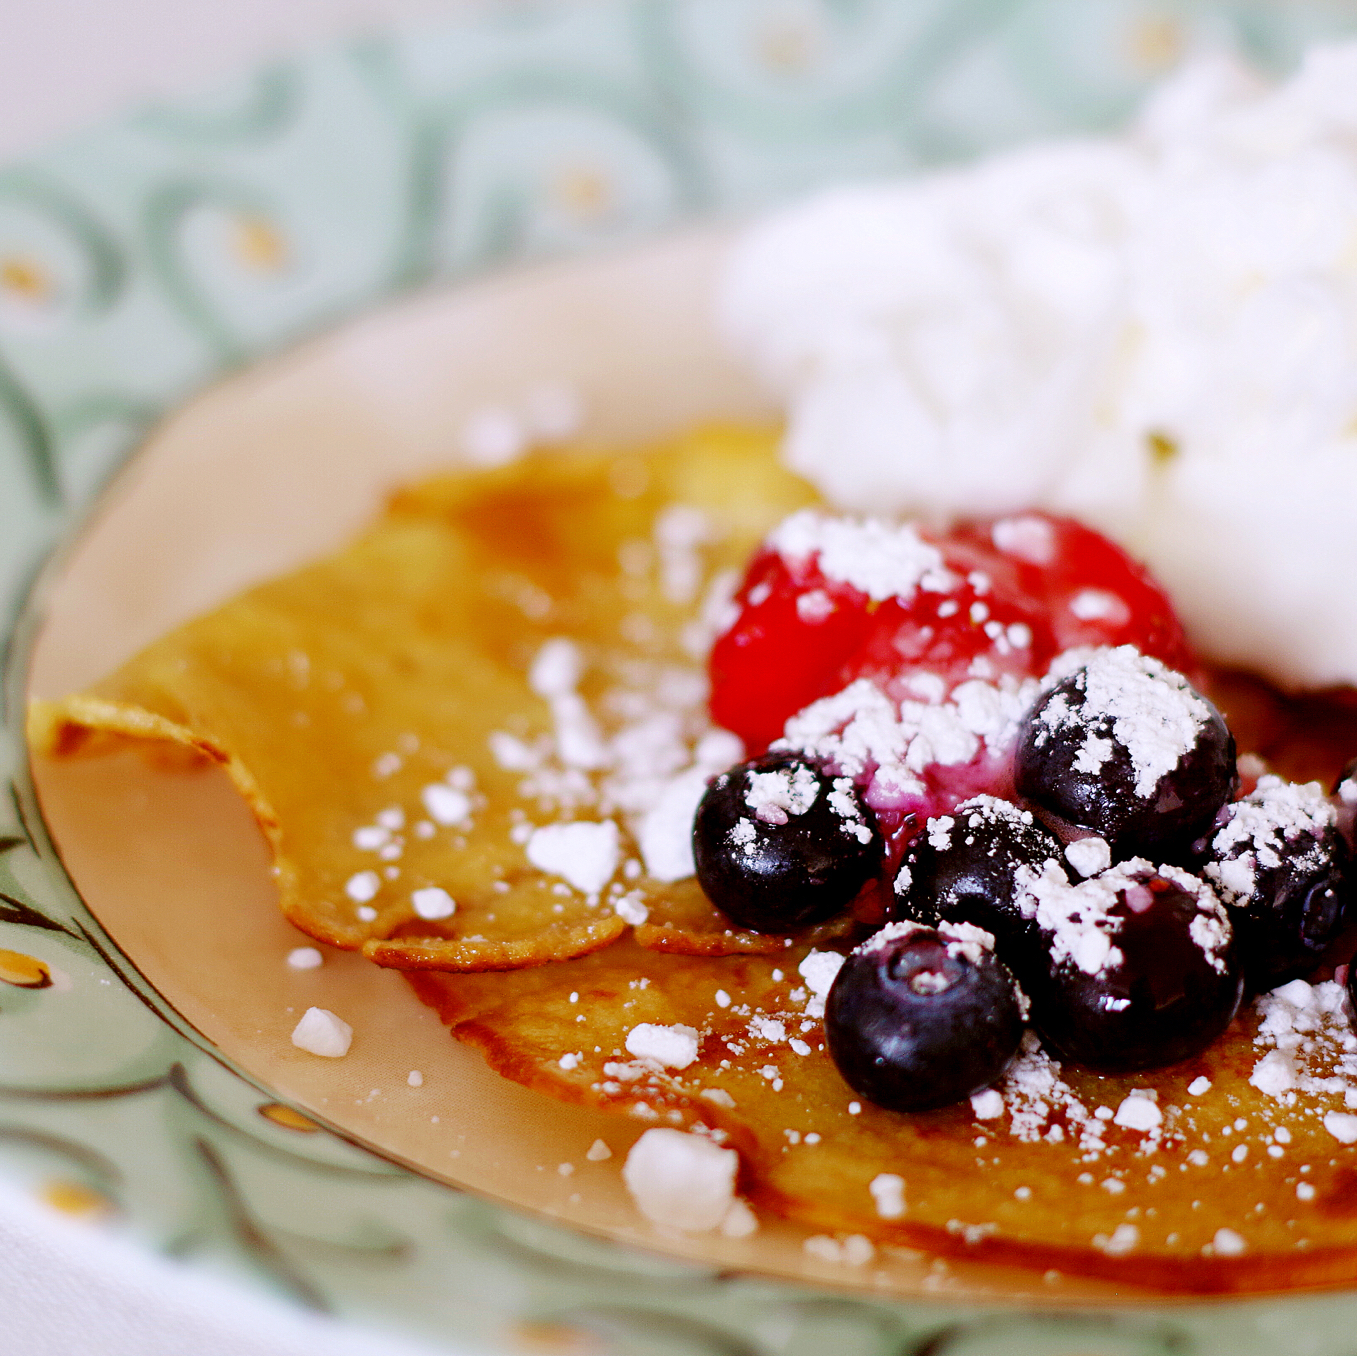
[769, 510, 950, 602]
[776, 672, 1038, 818]
[1113, 1092, 1162, 1132]
[525, 820, 620, 895]
[1017, 860, 1126, 977]
[954, 796, 1034, 834]
[1204, 775, 1336, 903]
[1187, 907, 1232, 974]
[854, 920, 927, 956]
[997, 1033, 1104, 1153]
[529, 637, 585, 698]
[1250, 979, 1357, 1112]
[992, 515, 1056, 566]
[1065, 836, 1112, 879]
[636, 769, 709, 883]
[927, 816, 954, 852]
[625, 1023, 701, 1070]
[1018, 858, 1230, 978]
[746, 763, 819, 825]
[798, 949, 845, 1020]
[970, 1088, 1005, 1120]
[493, 609, 745, 889]
[291, 1007, 353, 1058]
[869, 1173, 906, 1219]
[1033, 647, 1210, 798]
[411, 887, 456, 920]
[1324, 1111, 1357, 1143]
[827, 776, 874, 844]
[728, 817, 757, 854]
[939, 920, 997, 968]
[622, 1128, 739, 1231]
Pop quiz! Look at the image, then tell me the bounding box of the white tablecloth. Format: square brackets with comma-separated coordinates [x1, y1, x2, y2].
[0, 1182, 452, 1356]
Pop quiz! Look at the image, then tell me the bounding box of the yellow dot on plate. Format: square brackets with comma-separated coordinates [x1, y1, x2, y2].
[0, 948, 51, 988]
[1145, 429, 1179, 465]
[553, 167, 613, 222]
[233, 215, 288, 272]
[1128, 15, 1184, 71]
[0, 256, 52, 302]
[258, 1102, 321, 1132]
[509, 1320, 603, 1355]
[758, 16, 821, 73]
[40, 1179, 113, 1219]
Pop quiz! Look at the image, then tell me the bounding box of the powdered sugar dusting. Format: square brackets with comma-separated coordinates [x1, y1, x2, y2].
[828, 776, 875, 844]
[746, 763, 818, 825]
[1018, 858, 1230, 978]
[998, 1033, 1103, 1153]
[927, 816, 955, 852]
[991, 515, 1055, 566]
[1065, 836, 1112, 879]
[769, 510, 950, 602]
[1204, 775, 1336, 904]
[799, 950, 845, 1020]
[1250, 979, 1357, 1113]
[856, 920, 929, 957]
[939, 920, 997, 968]
[1034, 647, 1210, 798]
[776, 672, 1039, 819]
[1018, 860, 1127, 977]
[490, 590, 748, 890]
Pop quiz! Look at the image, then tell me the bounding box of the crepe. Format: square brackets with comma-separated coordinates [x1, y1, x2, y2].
[31, 425, 815, 971]
[31, 425, 1357, 1292]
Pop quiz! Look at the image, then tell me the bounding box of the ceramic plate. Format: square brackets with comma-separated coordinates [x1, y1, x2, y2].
[7, 3, 1357, 1353]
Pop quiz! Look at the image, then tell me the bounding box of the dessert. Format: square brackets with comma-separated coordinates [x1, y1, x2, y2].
[27, 42, 1357, 1296]
[27, 427, 1357, 1292]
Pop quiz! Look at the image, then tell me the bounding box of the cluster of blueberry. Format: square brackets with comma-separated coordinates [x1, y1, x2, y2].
[693, 649, 1353, 1114]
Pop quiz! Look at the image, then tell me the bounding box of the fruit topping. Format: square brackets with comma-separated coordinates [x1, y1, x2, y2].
[702, 507, 1351, 1111]
[954, 515, 1197, 676]
[889, 796, 1065, 959]
[771, 674, 1036, 870]
[1199, 775, 1350, 992]
[1016, 860, 1242, 1072]
[692, 750, 881, 932]
[709, 510, 1194, 755]
[1014, 647, 1235, 860]
[707, 529, 884, 754]
[824, 921, 1024, 1111]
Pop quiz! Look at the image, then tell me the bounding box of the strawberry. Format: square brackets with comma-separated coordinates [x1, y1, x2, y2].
[710, 511, 1193, 754]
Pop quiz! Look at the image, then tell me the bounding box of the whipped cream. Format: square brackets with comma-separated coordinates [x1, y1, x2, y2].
[720, 44, 1357, 690]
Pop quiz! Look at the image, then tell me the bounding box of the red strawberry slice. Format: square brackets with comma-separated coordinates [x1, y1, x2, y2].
[708, 545, 877, 752]
[710, 511, 1194, 755]
[955, 513, 1197, 679]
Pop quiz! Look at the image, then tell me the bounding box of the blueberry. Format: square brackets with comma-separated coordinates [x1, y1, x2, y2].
[890, 796, 1065, 961]
[1015, 647, 1235, 860]
[1018, 859, 1242, 1072]
[1200, 775, 1350, 991]
[825, 922, 1024, 1112]
[693, 751, 881, 932]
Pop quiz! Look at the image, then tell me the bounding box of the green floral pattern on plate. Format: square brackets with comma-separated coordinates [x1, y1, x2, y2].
[4, 2, 1357, 1351]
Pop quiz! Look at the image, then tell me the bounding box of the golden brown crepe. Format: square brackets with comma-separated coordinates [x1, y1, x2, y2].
[31, 424, 1357, 1293]
[31, 426, 816, 971]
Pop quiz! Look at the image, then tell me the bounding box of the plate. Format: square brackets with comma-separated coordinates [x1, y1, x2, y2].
[6, 3, 1357, 1353]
